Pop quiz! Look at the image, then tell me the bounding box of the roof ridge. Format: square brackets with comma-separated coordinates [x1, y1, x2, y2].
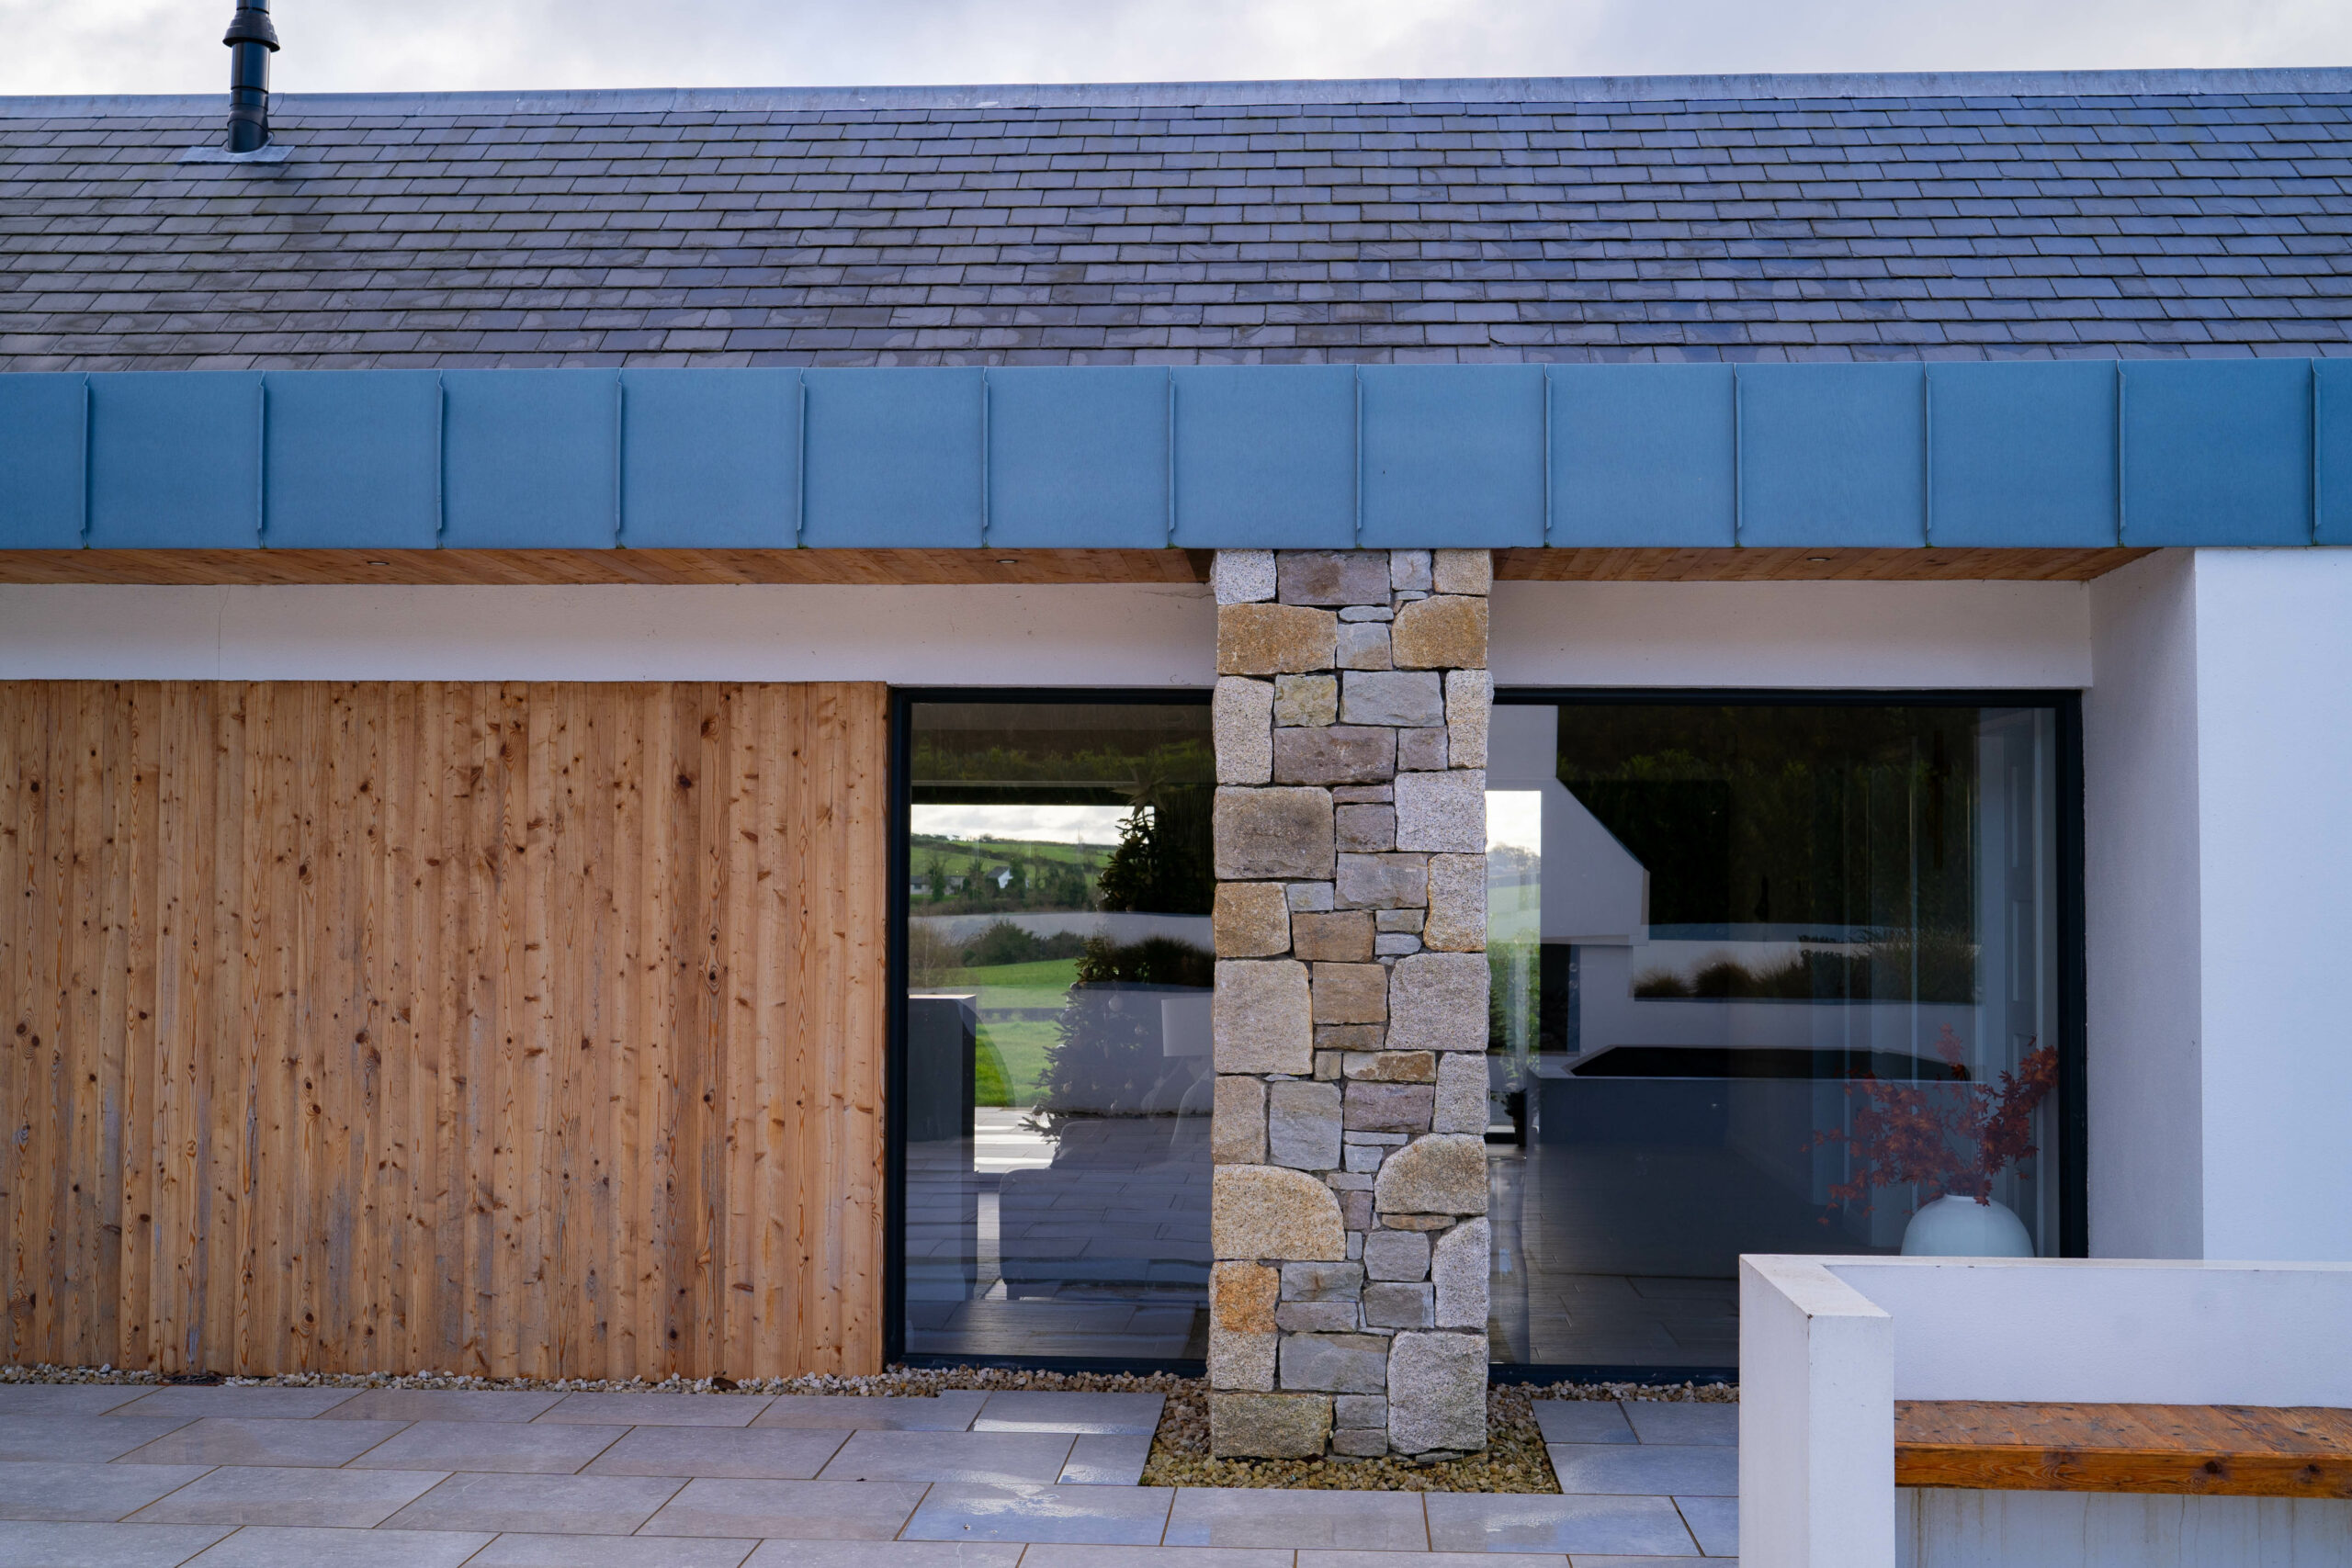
[5, 65, 2352, 118]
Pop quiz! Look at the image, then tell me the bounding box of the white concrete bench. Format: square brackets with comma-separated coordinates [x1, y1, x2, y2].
[1738, 1255, 2352, 1568]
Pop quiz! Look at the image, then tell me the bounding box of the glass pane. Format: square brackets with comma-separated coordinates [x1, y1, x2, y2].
[1486, 701, 2064, 1371]
[902, 701, 1216, 1363]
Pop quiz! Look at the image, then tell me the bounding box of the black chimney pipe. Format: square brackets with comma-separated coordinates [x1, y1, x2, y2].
[222, 1, 279, 153]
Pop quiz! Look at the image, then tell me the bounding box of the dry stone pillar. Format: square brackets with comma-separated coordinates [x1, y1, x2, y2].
[1206, 547, 1491, 1461]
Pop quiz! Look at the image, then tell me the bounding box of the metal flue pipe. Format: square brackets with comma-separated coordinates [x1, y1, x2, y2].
[222, 1, 280, 152]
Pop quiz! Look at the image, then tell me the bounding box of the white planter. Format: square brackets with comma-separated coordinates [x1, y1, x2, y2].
[1900, 1193, 2034, 1258]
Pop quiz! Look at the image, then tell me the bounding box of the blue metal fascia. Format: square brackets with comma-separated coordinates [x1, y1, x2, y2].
[2, 362, 2347, 555]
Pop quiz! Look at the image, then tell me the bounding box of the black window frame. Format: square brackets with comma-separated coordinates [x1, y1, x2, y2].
[885, 685, 1216, 1374]
[1485, 687, 2088, 1385]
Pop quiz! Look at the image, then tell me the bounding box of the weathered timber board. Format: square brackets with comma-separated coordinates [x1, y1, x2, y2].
[1897, 1400, 2352, 1497]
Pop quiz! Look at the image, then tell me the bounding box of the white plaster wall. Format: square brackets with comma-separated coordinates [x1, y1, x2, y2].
[2083, 551, 2205, 1259]
[2186, 549, 2352, 1263]
[1491, 580, 2093, 689]
[0, 582, 1216, 685]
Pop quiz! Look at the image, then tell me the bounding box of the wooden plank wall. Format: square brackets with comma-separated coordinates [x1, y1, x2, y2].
[0, 681, 890, 1381]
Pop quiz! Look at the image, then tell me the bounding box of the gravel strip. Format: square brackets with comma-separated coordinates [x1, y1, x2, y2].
[0, 1362, 1732, 1493]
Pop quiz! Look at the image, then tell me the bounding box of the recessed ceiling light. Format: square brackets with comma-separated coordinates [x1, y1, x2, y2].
[996, 558, 1020, 566]
[1805, 556, 1832, 563]
[365, 559, 391, 566]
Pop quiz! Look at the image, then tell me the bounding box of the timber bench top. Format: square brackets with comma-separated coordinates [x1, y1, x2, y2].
[1895, 1400, 2352, 1498]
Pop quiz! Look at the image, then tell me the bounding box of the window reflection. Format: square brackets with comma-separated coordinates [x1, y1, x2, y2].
[1486, 701, 2064, 1371]
[902, 701, 1215, 1363]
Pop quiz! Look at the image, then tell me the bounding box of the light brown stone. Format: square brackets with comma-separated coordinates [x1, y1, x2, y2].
[1291, 909, 1374, 962]
[1431, 1051, 1488, 1134]
[1213, 1164, 1348, 1261]
[1278, 550, 1392, 606]
[1344, 1080, 1435, 1132]
[1335, 852, 1429, 909]
[1387, 1331, 1487, 1454]
[1272, 673, 1338, 728]
[1395, 768, 1486, 853]
[1213, 677, 1274, 784]
[1316, 1023, 1386, 1050]
[1211, 1392, 1332, 1459]
[1387, 951, 1490, 1053]
[1373, 1134, 1490, 1217]
[1423, 853, 1487, 952]
[1431, 548, 1493, 596]
[1209, 1327, 1278, 1392]
[1272, 726, 1396, 786]
[1214, 786, 1334, 881]
[1312, 962, 1389, 1025]
[1444, 670, 1490, 767]
[1214, 959, 1313, 1075]
[1344, 1050, 1437, 1082]
[1267, 1078, 1341, 1169]
[1212, 1260, 1280, 1332]
[1214, 881, 1292, 957]
[1390, 595, 1489, 670]
[1213, 1075, 1268, 1164]
[1219, 602, 1338, 675]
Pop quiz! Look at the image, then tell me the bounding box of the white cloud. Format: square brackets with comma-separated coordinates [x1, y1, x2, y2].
[913, 803, 1131, 845]
[4, 0, 2345, 97]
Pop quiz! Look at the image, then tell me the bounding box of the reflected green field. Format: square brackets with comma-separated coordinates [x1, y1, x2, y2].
[945, 957, 1077, 1108]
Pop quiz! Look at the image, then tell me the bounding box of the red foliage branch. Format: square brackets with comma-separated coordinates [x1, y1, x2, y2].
[1812, 1026, 2058, 1217]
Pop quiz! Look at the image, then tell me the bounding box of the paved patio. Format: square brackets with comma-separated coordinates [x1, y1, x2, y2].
[0, 1385, 1736, 1566]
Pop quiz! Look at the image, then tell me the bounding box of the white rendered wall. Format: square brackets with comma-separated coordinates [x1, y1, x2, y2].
[0, 582, 1216, 685]
[1492, 580, 2092, 689]
[2082, 552, 2205, 1258]
[2086, 549, 2352, 1265]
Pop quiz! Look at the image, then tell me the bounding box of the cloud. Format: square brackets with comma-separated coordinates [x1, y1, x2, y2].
[3, 0, 2345, 97]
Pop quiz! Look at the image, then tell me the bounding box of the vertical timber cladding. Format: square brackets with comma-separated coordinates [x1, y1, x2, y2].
[0, 681, 889, 1380]
[1207, 549, 1493, 1461]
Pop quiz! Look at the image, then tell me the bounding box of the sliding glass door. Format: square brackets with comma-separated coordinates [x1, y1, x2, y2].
[893, 694, 1215, 1366]
[1484, 694, 2080, 1374]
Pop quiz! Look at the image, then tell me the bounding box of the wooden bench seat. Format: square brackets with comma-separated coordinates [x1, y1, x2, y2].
[1896, 1400, 2352, 1498]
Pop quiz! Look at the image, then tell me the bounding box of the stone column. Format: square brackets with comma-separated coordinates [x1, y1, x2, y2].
[1205, 547, 1492, 1461]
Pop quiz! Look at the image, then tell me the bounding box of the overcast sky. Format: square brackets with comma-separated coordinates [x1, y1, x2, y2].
[0, 0, 2344, 98]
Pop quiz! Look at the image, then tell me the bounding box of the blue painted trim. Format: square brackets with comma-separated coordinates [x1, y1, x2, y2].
[4, 362, 2346, 554]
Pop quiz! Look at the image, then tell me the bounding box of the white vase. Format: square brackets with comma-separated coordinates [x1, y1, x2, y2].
[1900, 1193, 2033, 1258]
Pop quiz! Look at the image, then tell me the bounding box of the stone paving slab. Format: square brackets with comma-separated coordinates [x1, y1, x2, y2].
[119, 1417, 410, 1469]
[1026, 1547, 1294, 1566]
[1163, 1488, 1430, 1551]
[322, 1391, 567, 1425]
[127, 1467, 446, 1529]
[751, 1394, 986, 1432]
[183, 1524, 493, 1566]
[741, 1541, 1022, 1566]
[818, 1429, 1077, 1484]
[971, 1391, 1166, 1435]
[471, 1534, 758, 1567]
[1303, 1554, 1570, 1567]
[903, 1483, 1176, 1546]
[1674, 1495, 1739, 1556]
[582, 1426, 851, 1482]
[0, 1414, 193, 1463]
[1623, 1405, 1738, 1447]
[109, 1388, 362, 1421]
[0, 1460, 215, 1523]
[0, 1519, 233, 1567]
[639, 1478, 928, 1540]
[535, 1393, 771, 1428]
[1573, 1558, 1730, 1567]
[0, 1385, 157, 1418]
[353, 1421, 630, 1475]
[1059, 1432, 1153, 1484]
[1425, 1493, 1698, 1556]
[379, 1472, 685, 1536]
[1546, 1444, 1739, 1498]
[1531, 1403, 1635, 1445]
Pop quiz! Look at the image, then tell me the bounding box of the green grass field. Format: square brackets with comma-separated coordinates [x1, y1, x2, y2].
[943, 956, 1077, 1108]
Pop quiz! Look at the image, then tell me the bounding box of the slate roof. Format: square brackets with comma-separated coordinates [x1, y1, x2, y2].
[2, 69, 2349, 369]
